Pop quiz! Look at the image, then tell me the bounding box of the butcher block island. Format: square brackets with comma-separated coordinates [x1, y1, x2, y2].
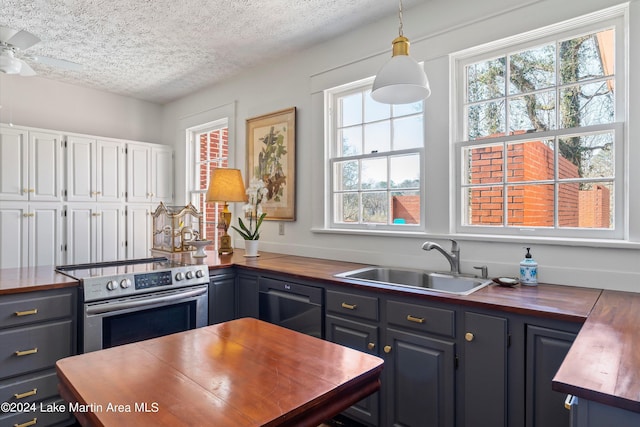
[55, 318, 383, 427]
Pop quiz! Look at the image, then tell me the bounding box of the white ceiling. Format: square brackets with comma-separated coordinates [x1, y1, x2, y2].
[1, 0, 424, 104]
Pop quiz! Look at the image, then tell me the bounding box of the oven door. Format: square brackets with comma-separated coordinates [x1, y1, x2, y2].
[81, 285, 208, 353]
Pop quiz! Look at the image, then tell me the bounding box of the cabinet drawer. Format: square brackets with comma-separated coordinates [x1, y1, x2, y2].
[326, 290, 378, 321]
[0, 320, 73, 379]
[0, 291, 74, 329]
[0, 397, 71, 427]
[0, 370, 59, 404]
[387, 300, 455, 337]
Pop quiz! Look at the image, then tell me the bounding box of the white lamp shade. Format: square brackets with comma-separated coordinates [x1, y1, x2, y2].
[371, 55, 431, 104]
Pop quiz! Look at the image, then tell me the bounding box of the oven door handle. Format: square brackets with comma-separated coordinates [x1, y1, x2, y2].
[85, 286, 208, 315]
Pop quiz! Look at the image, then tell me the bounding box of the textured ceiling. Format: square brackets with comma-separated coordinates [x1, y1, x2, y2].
[1, 0, 423, 104]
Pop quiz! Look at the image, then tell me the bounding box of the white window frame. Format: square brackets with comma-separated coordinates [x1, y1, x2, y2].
[451, 6, 627, 240]
[325, 77, 426, 232]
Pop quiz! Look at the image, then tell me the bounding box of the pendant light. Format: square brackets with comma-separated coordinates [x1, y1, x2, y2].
[371, 0, 431, 104]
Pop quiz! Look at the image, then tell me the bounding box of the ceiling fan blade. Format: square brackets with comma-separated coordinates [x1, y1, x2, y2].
[29, 55, 82, 71]
[18, 59, 36, 76]
[0, 26, 40, 50]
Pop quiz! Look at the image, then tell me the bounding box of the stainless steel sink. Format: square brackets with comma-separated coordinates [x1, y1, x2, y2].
[334, 267, 492, 295]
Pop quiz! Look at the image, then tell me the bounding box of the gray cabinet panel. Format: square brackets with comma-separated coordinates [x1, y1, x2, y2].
[387, 300, 455, 338]
[463, 311, 508, 427]
[0, 370, 60, 404]
[0, 292, 74, 328]
[386, 328, 455, 427]
[326, 290, 379, 321]
[209, 273, 236, 325]
[236, 273, 259, 319]
[526, 325, 577, 427]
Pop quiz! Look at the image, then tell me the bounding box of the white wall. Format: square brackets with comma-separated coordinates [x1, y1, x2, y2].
[162, 0, 640, 292]
[0, 74, 162, 143]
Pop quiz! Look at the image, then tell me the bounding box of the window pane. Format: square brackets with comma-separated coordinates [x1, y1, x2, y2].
[467, 100, 505, 140]
[335, 193, 359, 223]
[334, 160, 359, 191]
[364, 122, 390, 153]
[508, 91, 556, 133]
[466, 57, 506, 102]
[364, 90, 391, 122]
[558, 181, 612, 228]
[393, 101, 423, 117]
[339, 126, 362, 156]
[559, 29, 614, 84]
[362, 192, 388, 223]
[393, 116, 423, 150]
[507, 184, 554, 227]
[339, 92, 362, 127]
[465, 186, 504, 225]
[362, 158, 387, 189]
[464, 144, 504, 185]
[390, 154, 420, 189]
[506, 139, 555, 182]
[392, 191, 420, 224]
[558, 132, 614, 179]
[509, 43, 555, 94]
[559, 81, 614, 128]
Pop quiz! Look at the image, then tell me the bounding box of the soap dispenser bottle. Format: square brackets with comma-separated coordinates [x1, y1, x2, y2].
[520, 247, 538, 285]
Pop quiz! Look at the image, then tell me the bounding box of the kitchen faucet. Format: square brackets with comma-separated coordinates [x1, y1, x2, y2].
[422, 239, 460, 275]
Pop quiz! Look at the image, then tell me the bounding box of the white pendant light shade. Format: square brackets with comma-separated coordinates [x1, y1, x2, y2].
[371, 1, 431, 105]
[371, 47, 430, 104]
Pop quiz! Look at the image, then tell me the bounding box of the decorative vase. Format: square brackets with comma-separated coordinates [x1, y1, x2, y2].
[244, 240, 259, 257]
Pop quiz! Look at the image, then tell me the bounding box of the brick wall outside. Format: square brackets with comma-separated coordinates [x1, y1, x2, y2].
[392, 195, 420, 224]
[199, 129, 228, 248]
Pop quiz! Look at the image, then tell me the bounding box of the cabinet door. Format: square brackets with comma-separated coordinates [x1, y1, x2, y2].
[385, 328, 456, 427]
[126, 143, 151, 203]
[126, 205, 151, 259]
[66, 136, 96, 202]
[29, 204, 63, 267]
[29, 131, 62, 202]
[66, 205, 94, 264]
[96, 205, 125, 262]
[96, 140, 124, 202]
[151, 146, 174, 203]
[209, 274, 236, 325]
[463, 312, 508, 427]
[0, 126, 28, 201]
[526, 325, 577, 427]
[236, 274, 259, 319]
[326, 315, 380, 426]
[0, 204, 27, 268]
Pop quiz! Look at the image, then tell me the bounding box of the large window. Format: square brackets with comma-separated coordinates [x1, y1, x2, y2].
[188, 119, 229, 249]
[453, 9, 625, 239]
[326, 78, 425, 230]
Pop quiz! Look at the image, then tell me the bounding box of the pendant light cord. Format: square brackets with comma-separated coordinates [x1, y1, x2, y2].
[398, 0, 404, 37]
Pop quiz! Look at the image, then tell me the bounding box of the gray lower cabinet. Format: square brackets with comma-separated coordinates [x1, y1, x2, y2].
[526, 324, 577, 427]
[462, 311, 508, 427]
[208, 269, 236, 325]
[568, 396, 640, 427]
[0, 288, 77, 427]
[236, 271, 259, 319]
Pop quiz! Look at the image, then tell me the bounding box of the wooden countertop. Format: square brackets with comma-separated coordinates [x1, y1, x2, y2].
[0, 265, 78, 295]
[56, 318, 383, 427]
[553, 290, 640, 413]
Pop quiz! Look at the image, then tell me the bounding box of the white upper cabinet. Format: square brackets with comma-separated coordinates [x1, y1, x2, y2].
[66, 204, 125, 264]
[126, 143, 174, 204]
[67, 136, 124, 202]
[0, 125, 62, 201]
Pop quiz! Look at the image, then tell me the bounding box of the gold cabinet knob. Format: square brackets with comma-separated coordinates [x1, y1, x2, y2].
[367, 342, 375, 350]
[465, 332, 475, 342]
[383, 345, 392, 354]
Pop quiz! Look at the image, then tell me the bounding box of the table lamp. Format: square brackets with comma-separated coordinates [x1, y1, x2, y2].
[206, 168, 247, 254]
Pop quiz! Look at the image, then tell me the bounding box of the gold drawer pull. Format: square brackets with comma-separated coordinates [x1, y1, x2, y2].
[367, 342, 375, 350]
[15, 348, 38, 357]
[14, 388, 37, 399]
[407, 314, 425, 324]
[383, 345, 392, 354]
[465, 332, 475, 342]
[14, 309, 38, 317]
[15, 417, 37, 427]
[341, 302, 357, 310]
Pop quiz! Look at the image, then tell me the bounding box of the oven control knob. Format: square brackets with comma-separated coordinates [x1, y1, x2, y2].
[175, 272, 185, 281]
[196, 270, 204, 278]
[186, 271, 195, 280]
[106, 280, 118, 291]
[120, 278, 132, 289]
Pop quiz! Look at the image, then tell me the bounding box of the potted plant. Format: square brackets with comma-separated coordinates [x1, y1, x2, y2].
[231, 178, 268, 256]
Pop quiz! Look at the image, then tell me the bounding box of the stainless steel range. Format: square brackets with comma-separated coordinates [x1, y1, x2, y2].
[56, 257, 209, 353]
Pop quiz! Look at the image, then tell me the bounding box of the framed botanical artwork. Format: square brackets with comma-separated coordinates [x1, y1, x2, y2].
[246, 107, 296, 221]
